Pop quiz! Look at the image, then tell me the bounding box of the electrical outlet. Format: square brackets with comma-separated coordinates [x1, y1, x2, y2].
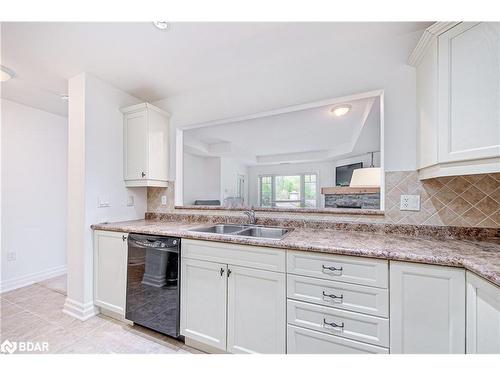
[400, 194, 421, 211]
[7, 251, 16, 261]
[161, 195, 167, 205]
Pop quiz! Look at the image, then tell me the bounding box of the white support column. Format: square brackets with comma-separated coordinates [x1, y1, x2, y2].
[63, 73, 98, 321]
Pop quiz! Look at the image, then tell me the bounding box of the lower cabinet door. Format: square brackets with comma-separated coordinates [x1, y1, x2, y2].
[287, 325, 388, 354]
[390, 261, 465, 354]
[93, 230, 128, 315]
[181, 258, 228, 350]
[466, 271, 500, 354]
[227, 266, 286, 353]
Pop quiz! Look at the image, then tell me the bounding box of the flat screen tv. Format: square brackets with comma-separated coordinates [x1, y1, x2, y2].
[335, 162, 363, 187]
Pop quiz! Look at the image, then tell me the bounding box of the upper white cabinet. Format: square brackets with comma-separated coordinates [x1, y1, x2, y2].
[466, 271, 500, 354]
[412, 22, 500, 179]
[390, 261, 465, 354]
[93, 230, 128, 316]
[121, 103, 170, 187]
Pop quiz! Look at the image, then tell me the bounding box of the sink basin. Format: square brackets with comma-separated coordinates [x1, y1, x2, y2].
[236, 227, 289, 239]
[190, 224, 245, 234]
[189, 224, 290, 240]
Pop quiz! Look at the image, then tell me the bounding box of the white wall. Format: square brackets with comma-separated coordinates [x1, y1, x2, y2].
[183, 153, 221, 205]
[154, 30, 419, 178]
[220, 157, 248, 203]
[65, 73, 146, 319]
[1, 99, 67, 291]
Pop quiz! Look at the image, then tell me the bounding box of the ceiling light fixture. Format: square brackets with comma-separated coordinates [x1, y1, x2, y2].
[153, 21, 169, 30]
[0, 65, 15, 82]
[330, 104, 352, 117]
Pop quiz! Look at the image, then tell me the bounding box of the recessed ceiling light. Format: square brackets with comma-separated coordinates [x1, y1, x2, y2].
[330, 104, 352, 117]
[0, 65, 15, 82]
[153, 21, 169, 30]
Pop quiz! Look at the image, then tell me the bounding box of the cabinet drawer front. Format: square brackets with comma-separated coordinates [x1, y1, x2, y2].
[287, 325, 388, 354]
[287, 274, 389, 318]
[287, 300, 389, 347]
[287, 251, 388, 288]
[182, 239, 285, 273]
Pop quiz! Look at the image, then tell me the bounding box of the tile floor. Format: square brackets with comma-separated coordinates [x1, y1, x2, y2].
[0, 275, 202, 354]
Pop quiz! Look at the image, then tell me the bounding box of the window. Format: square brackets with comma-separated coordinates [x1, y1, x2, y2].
[259, 173, 317, 208]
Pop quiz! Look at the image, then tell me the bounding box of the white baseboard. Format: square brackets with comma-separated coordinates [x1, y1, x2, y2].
[0, 265, 67, 293]
[63, 297, 99, 321]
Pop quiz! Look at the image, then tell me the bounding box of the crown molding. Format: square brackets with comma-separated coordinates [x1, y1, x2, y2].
[408, 22, 461, 67]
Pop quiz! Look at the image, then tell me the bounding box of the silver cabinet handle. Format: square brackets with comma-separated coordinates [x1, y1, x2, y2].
[322, 291, 343, 300]
[322, 264, 343, 272]
[323, 318, 344, 329]
[141, 171, 146, 178]
[220, 268, 225, 277]
[122, 235, 127, 242]
[227, 269, 232, 277]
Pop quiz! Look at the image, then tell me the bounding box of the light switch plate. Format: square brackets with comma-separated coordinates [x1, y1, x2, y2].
[97, 196, 110, 208]
[161, 195, 167, 205]
[127, 195, 135, 206]
[400, 194, 420, 211]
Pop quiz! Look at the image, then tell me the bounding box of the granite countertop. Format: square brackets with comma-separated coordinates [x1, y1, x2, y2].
[91, 219, 500, 288]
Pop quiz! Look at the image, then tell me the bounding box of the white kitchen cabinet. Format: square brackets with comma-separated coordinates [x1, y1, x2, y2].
[121, 103, 170, 187]
[390, 261, 465, 353]
[180, 258, 228, 351]
[180, 240, 286, 354]
[411, 22, 500, 179]
[227, 266, 286, 354]
[438, 22, 500, 165]
[287, 250, 388, 288]
[287, 325, 389, 354]
[466, 271, 500, 354]
[287, 299, 389, 347]
[93, 230, 128, 316]
[416, 37, 439, 169]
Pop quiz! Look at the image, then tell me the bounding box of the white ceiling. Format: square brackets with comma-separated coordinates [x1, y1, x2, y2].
[184, 96, 380, 165]
[0, 22, 431, 117]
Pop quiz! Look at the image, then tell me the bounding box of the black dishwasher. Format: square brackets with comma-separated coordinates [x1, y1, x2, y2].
[125, 233, 181, 338]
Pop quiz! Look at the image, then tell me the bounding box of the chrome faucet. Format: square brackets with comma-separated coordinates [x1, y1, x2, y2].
[243, 209, 257, 225]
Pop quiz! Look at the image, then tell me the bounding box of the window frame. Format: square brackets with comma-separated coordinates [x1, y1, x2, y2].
[258, 172, 319, 208]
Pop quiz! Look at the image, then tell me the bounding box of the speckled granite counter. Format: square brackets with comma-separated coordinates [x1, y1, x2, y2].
[91, 219, 500, 288]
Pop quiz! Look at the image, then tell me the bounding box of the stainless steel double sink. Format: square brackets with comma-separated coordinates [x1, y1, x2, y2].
[188, 224, 290, 240]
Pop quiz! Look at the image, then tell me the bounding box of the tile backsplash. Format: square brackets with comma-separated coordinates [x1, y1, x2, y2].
[147, 172, 500, 228]
[385, 172, 499, 227]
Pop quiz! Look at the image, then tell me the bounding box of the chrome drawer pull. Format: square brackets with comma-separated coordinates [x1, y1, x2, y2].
[323, 318, 344, 329]
[322, 265, 343, 272]
[322, 291, 343, 300]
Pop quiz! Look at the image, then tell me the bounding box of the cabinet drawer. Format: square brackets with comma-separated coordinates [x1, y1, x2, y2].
[182, 239, 285, 273]
[287, 300, 389, 347]
[287, 274, 389, 318]
[287, 251, 388, 288]
[287, 325, 389, 354]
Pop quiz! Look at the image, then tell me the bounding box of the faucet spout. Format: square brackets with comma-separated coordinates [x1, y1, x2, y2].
[243, 209, 257, 225]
